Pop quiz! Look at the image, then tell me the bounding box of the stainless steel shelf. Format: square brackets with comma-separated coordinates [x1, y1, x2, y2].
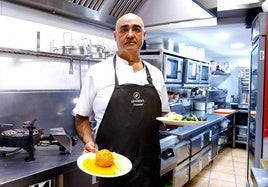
[211, 70, 231, 76]
[0, 47, 104, 62]
[235, 140, 247, 144]
[236, 125, 248, 129]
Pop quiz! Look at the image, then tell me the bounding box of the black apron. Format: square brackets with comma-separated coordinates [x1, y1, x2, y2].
[96, 55, 162, 187]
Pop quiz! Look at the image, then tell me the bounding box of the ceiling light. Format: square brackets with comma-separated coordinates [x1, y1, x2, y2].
[231, 42, 245, 49]
[214, 32, 230, 40]
[262, 0, 268, 12]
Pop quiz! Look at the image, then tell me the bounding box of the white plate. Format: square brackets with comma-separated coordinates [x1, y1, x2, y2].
[77, 152, 132, 178]
[156, 117, 207, 126]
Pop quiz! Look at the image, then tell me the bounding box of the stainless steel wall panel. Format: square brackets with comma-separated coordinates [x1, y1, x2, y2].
[0, 90, 79, 136]
[0, 52, 80, 90]
[0, 51, 94, 136]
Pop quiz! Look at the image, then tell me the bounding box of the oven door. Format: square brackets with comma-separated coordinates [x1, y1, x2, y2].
[163, 55, 183, 84]
[200, 63, 211, 84]
[183, 59, 200, 84]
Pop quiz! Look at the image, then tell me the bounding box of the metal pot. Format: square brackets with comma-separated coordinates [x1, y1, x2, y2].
[96, 45, 105, 53]
[62, 46, 80, 55]
[86, 45, 98, 55]
[79, 45, 88, 55]
[91, 52, 105, 59]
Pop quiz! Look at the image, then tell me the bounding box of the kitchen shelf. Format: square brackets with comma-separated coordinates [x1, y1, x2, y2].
[235, 140, 247, 144]
[219, 127, 230, 134]
[236, 125, 248, 129]
[218, 117, 233, 151]
[211, 70, 230, 76]
[218, 138, 231, 151]
[249, 129, 255, 136]
[0, 47, 104, 62]
[233, 112, 248, 147]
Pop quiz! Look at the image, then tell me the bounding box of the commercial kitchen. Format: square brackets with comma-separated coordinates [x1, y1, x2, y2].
[0, 0, 268, 187]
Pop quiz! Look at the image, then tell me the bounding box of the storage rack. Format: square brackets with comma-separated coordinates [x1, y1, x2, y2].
[233, 111, 248, 147]
[0, 47, 104, 62]
[238, 67, 250, 109]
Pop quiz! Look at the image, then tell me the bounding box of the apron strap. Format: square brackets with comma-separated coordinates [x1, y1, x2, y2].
[113, 55, 153, 85]
[145, 65, 153, 85]
[113, 55, 119, 87]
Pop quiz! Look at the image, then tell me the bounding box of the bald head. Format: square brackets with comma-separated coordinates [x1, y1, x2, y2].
[115, 13, 145, 32]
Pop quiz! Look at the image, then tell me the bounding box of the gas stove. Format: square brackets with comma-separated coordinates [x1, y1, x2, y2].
[0, 120, 76, 161]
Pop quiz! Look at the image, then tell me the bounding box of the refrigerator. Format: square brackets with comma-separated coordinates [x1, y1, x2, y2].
[247, 12, 268, 186]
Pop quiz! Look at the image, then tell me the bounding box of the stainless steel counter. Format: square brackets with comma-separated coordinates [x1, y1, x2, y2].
[251, 168, 268, 187]
[163, 112, 234, 139]
[0, 112, 234, 187]
[0, 140, 84, 187]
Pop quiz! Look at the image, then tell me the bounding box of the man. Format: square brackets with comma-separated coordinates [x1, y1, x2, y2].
[73, 13, 170, 187]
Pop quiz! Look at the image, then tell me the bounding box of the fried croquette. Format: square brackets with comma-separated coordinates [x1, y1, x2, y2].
[95, 149, 114, 167]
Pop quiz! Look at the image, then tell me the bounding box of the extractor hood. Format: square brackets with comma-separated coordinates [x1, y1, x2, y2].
[193, 0, 263, 27]
[4, 0, 147, 29]
[4, 0, 218, 29]
[4, 0, 263, 29]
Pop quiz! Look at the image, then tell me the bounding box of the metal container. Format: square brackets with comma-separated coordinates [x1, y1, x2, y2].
[146, 38, 174, 51]
[86, 45, 106, 58]
[62, 46, 80, 55]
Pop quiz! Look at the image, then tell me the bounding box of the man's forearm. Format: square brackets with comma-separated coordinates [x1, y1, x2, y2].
[75, 114, 95, 144]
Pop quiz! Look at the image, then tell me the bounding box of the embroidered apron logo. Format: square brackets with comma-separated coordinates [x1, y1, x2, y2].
[131, 92, 144, 106]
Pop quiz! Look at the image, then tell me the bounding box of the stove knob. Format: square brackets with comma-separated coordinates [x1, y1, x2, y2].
[161, 148, 174, 160]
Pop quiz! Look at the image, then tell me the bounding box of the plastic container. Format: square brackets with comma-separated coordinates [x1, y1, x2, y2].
[237, 134, 247, 141]
[230, 103, 239, 109]
[238, 128, 247, 135]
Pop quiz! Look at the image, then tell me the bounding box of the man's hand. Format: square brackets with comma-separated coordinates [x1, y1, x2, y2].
[83, 141, 98, 154]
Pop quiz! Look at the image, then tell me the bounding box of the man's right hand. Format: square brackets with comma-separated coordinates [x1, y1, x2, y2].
[83, 141, 98, 154]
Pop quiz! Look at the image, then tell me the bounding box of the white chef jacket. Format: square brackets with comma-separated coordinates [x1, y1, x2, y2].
[72, 55, 170, 135]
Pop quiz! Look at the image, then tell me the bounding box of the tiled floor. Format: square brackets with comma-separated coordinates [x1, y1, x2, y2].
[184, 147, 248, 187]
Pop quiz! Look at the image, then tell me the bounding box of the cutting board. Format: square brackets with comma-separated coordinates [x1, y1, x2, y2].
[213, 109, 236, 114]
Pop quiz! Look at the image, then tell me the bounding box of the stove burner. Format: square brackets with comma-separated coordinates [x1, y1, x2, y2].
[1, 129, 39, 137]
[0, 120, 40, 161]
[0, 128, 40, 148]
[0, 120, 77, 162]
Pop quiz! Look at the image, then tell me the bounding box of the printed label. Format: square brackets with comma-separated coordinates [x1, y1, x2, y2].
[131, 92, 144, 107]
